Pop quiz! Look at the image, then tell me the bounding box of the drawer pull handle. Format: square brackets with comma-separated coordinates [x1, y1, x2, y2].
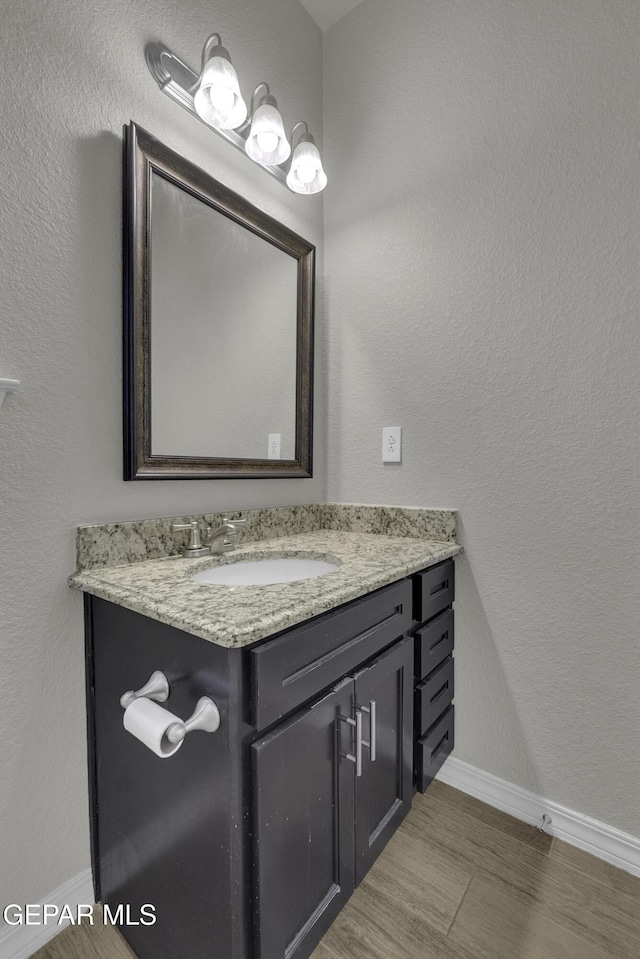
[432, 730, 449, 757]
[430, 579, 448, 597]
[430, 629, 449, 652]
[430, 681, 449, 705]
[358, 700, 377, 762]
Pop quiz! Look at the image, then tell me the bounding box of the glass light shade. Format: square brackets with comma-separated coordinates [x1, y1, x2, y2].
[194, 55, 247, 130]
[286, 139, 327, 194]
[245, 102, 291, 165]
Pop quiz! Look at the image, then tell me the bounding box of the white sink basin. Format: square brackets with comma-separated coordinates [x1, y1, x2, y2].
[191, 558, 340, 587]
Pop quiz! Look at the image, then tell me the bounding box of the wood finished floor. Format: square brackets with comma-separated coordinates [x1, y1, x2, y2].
[31, 782, 640, 959]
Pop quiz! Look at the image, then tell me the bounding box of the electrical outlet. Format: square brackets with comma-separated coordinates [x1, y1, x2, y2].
[382, 427, 402, 463]
[268, 434, 281, 459]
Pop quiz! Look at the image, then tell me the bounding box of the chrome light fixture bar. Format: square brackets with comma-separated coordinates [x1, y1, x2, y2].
[145, 36, 326, 194]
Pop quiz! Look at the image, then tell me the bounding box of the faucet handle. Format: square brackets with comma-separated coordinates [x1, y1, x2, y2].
[172, 521, 209, 558]
[223, 517, 245, 551]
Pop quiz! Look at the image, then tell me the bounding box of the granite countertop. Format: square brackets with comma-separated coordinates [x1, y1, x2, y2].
[69, 529, 462, 649]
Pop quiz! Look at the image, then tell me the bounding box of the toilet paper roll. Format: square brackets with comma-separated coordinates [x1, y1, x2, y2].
[123, 697, 184, 758]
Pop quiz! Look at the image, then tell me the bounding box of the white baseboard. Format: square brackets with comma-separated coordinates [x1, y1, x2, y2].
[0, 868, 93, 959]
[436, 757, 640, 878]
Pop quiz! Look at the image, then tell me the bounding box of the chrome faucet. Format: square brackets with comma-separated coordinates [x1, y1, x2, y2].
[172, 516, 246, 558]
[205, 517, 246, 556]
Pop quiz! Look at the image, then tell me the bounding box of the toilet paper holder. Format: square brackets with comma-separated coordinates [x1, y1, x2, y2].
[120, 670, 170, 709]
[120, 670, 221, 746]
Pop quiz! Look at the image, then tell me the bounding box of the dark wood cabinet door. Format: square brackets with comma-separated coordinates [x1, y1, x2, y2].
[353, 635, 413, 884]
[252, 680, 356, 959]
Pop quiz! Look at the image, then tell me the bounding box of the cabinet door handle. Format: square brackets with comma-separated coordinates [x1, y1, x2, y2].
[339, 710, 363, 777]
[358, 700, 377, 762]
[353, 709, 363, 777]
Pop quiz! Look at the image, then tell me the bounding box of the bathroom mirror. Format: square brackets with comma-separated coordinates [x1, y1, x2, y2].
[123, 122, 314, 480]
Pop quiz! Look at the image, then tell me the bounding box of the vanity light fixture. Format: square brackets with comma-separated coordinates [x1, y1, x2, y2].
[145, 34, 326, 194]
[245, 84, 291, 166]
[286, 122, 327, 195]
[193, 34, 247, 131]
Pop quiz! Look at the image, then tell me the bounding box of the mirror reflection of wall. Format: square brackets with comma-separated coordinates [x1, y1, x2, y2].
[149, 173, 298, 460]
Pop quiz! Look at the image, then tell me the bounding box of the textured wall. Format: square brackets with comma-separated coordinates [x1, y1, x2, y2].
[0, 0, 323, 911]
[324, 0, 640, 835]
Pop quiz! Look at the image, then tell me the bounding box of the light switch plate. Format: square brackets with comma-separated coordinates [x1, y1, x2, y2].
[268, 434, 281, 459]
[382, 427, 402, 463]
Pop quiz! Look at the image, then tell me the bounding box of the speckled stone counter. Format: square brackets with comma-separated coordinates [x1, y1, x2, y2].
[70, 527, 461, 649]
[75, 504, 457, 571]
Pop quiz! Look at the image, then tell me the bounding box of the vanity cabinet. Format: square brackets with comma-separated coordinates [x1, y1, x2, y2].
[253, 636, 413, 959]
[84, 566, 445, 959]
[412, 559, 456, 792]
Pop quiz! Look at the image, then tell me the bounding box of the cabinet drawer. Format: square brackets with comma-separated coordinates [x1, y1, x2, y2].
[415, 705, 454, 793]
[250, 579, 412, 729]
[415, 656, 454, 736]
[413, 559, 454, 624]
[415, 608, 454, 681]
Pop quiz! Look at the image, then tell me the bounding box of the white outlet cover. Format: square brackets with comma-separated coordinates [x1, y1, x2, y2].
[382, 427, 402, 463]
[268, 433, 281, 459]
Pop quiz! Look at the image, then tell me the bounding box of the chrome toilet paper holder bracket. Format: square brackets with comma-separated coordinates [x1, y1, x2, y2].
[120, 670, 170, 709]
[120, 670, 221, 746]
[164, 696, 221, 744]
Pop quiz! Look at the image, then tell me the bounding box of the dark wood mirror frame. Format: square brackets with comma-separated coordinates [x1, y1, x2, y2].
[123, 122, 314, 480]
